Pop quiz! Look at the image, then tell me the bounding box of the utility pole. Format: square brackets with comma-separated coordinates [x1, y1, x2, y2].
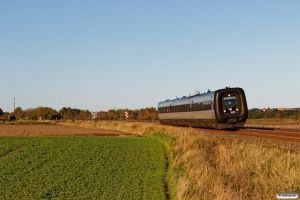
[92, 112, 97, 122]
[14, 97, 15, 111]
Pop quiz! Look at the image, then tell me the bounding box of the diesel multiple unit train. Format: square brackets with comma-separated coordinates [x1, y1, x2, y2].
[158, 87, 248, 129]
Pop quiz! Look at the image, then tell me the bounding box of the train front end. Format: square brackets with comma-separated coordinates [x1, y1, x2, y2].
[214, 87, 248, 129]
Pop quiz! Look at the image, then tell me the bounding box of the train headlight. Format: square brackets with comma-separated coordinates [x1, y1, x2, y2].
[224, 109, 226, 113]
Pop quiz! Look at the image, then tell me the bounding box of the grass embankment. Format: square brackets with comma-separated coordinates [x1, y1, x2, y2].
[0, 136, 167, 199]
[61, 120, 300, 200]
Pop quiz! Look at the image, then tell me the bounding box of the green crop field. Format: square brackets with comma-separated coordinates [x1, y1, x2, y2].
[0, 136, 168, 199]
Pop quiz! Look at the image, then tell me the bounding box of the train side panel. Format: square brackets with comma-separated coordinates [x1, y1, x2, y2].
[158, 87, 248, 129]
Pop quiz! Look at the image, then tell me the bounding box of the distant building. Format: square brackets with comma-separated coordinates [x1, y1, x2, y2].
[277, 108, 287, 111]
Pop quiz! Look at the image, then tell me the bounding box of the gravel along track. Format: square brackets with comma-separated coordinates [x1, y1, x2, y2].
[0, 124, 132, 137]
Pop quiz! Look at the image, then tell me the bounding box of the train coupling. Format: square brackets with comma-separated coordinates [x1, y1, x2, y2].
[228, 118, 237, 123]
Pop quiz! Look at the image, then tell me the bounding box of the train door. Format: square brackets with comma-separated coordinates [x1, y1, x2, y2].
[190, 99, 194, 120]
[169, 101, 174, 119]
[209, 93, 214, 119]
[210, 100, 215, 118]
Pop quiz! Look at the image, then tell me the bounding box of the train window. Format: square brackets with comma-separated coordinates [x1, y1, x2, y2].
[207, 101, 211, 110]
[223, 94, 237, 105]
[196, 103, 201, 111]
[203, 102, 207, 110]
[223, 94, 240, 114]
[189, 101, 212, 111]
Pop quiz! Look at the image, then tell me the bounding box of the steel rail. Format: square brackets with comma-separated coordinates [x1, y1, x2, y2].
[238, 129, 300, 138]
[198, 127, 300, 143]
[227, 130, 300, 143]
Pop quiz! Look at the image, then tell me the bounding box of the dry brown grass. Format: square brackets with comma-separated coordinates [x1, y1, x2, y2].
[60, 120, 300, 200]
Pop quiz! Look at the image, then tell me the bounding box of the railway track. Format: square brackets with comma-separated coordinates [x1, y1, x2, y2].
[201, 127, 300, 143]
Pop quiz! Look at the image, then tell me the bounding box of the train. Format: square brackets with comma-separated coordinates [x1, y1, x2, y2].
[157, 87, 248, 129]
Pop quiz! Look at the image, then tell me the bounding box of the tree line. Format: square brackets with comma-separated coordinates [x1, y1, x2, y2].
[0, 107, 158, 121]
[248, 109, 300, 121]
[1, 107, 299, 122]
[97, 107, 157, 121]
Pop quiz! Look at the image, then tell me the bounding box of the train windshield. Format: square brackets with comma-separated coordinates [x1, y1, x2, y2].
[223, 95, 237, 105]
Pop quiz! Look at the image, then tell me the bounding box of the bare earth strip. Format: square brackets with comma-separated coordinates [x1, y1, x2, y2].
[0, 124, 132, 136]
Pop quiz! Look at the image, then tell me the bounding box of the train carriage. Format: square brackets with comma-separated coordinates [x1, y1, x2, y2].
[158, 87, 248, 129]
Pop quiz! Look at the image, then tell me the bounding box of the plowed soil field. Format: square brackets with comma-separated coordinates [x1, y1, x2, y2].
[0, 124, 132, 136]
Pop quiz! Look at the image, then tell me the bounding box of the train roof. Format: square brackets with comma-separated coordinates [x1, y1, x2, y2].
[158, 90, 216, 107]
[158, 87, 243, 106]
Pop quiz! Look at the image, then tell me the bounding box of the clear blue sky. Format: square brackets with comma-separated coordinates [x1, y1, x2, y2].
[1, 1, 299, 112]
